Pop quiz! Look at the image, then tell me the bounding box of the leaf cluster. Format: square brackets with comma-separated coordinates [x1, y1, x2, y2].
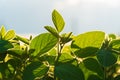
[0, 10, 120, 80]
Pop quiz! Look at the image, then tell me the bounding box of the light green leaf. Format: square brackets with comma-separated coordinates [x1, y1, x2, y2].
[52, 10, 65, 33]
[55, 64, 85, 80]
[71, 31, 105, 58]
[44, 26, 59, 37]
[7, 49, 25, 58]
[0, 25, 6, 38]
[97, 48, 117, 67]
[30, 33, 58, 56]
[16, 35, 29, 44]
[23, 61, 49, 80]
[109, 34, 116, 39]
[4, 30, 15, 40]
[58, 53, 74, 63]
[83, 58, 103, 77]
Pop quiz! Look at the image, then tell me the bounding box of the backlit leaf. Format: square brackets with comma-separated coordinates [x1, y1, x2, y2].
[71, 31, 105, 58]
[4, 30, 15, 40]
[0, 25, 6, 38]
[30, 33, 58, 56]
[109, 39, 120, 51]
[44, 26, 59, 38]
[52, 10, 65, 33]
[16, 35, 29, 45]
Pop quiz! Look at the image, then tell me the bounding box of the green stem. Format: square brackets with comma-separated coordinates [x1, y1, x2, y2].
[54, 38, 65, 80]
[104, 67, 107, 80]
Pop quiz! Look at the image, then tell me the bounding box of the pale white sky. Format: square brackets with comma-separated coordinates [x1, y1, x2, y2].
[0, 0, 120, 35]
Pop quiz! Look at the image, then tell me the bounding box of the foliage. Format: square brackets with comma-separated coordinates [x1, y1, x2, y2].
[0, 10, 120, 80]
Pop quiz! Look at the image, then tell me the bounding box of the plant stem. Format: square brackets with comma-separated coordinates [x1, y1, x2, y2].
[54, 38, 65, 80]
[103, 67, 107, 80]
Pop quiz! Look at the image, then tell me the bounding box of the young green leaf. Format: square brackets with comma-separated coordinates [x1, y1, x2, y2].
[71, 31, 105, 58]
[54, 63, 85, 80]
[0, 25, 6, 38]
[4, 30, 15, 40]
[52, 10, 65, 33]
[16, 35, 29, 45]
[44, 26, 59, 38]
[23, 61, 49, 80]
[30, 33, 58, 56]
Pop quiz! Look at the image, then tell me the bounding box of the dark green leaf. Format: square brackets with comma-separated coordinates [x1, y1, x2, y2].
[0, 63, 7, 73]
[97, 48, 117, 67]
[52, 10, 65, 33]
[83, 58, 103, 77]
[7, 58, 22, 69]
[30, 33, 58, 56]
[0, 40, 13, 53]
[54, 63, 85, 80]
[23, 61, 49, 80]
[79, 62, 102, 80]
[71, 31, 105, 58]
[44, 26, 59, 38]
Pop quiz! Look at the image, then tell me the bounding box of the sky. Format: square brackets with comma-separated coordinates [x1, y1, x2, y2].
[0, 0, 120, 35]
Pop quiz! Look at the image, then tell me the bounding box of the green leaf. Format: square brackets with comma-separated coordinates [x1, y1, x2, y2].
[109, 39, 120, 51]
[7, 50, 25, 58]
[97, 48, 117, 67]
[23, 61, 49, 80]
[30, 33, 58, 56]
[109, 34, 116, 39]
[83, 58, 103, 77]
[71, 31, 105, 58]
[0, 63, 7, 73]
[61, 32, 73, 44]
[58, 53, 74, 63]
[0, 25, 6, 38]
[79, 62, 98, 80]
[16, 35, 29, 45]
[7, 58, 22, 70]
[52, 10, 65, 33]
[4, 30, 15, 40]
[54, 64, 85, 80]
[0, 40, 13, 53]
[44, 26, 59, 37]
[87, 75, 102, 80]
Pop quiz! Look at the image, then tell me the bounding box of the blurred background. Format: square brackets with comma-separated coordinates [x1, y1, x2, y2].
[0, 0, 120, 36]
